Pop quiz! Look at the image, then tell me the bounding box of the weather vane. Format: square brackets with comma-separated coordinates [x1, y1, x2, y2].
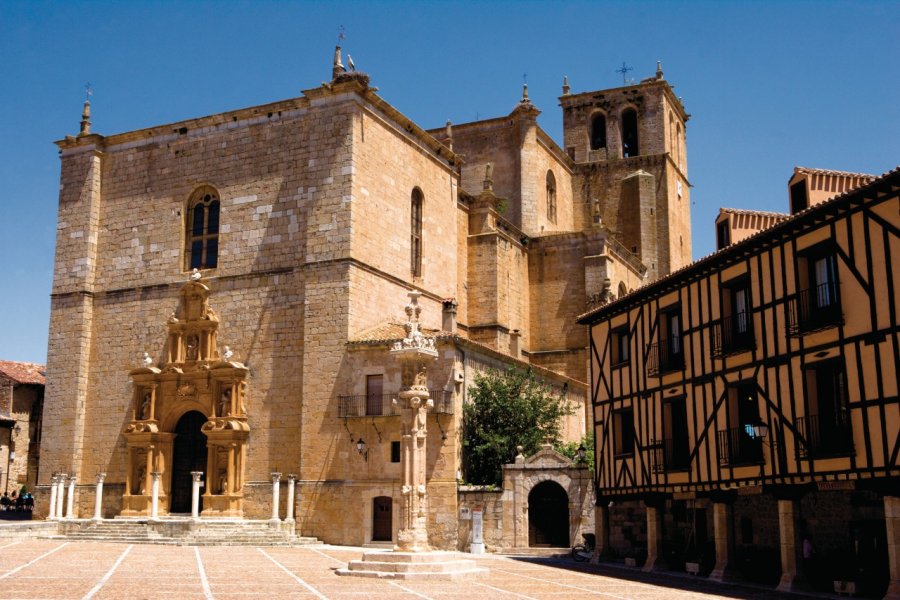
[337, 25, 345, 44]
[615, 62, 633, 84]
[85, 82, 93, 101]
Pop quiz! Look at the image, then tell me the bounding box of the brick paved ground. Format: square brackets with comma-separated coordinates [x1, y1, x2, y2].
[0, 540, 824, 600]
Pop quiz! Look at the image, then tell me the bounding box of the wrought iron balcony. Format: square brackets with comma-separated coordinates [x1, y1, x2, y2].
[650, 437, 691, 473]
[711, 315, 756, 357]
[647, 337, 685, 377]
[717, 426, 764, 466]
[795, 413, 854, 458]
[338, 389, 454, 418]
[787, 282, 842, 335]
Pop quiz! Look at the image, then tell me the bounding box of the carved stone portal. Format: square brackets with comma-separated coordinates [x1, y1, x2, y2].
[123, 274, 249, 517]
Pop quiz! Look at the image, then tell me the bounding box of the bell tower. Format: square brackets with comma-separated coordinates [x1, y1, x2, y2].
[561, 63, 691, 279]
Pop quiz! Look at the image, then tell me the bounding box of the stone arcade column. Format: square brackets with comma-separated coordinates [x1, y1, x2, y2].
[191, 471, 203, 520]
[884, 495, 900, 600]
[709, 495, 738, 582]
[55, 474, 66, 518]
[270, 472, 281, 524]
[775, 497, 808, 592]
[65, 476, 76, 519]
[592, 503, 612, 563]
[642, 496, 665, 572]
[285, 474, 296, 525]
[150, 472, 161, 520]
[48, 475, 58, 519]
[93, 473, 105, 521]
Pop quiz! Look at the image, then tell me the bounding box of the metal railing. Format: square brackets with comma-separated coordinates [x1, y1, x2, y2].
[717, 426, 763, 466]
[338, 389, 454, 418]
[651, 437, 691, 473]
[711, 314, 755, 357]
[795, 413, 854, 458]
[647, 337, 685, 377]
[787, 282, 842, 335]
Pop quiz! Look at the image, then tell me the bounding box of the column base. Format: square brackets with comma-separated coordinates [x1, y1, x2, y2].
[708, 567, 740, 583]
[776, 572, 810, 593]
[268, 518, 282, 528]
[470, 542, 485, 554]
[641, 555, 660, 572]
[883, 581, 900, 600]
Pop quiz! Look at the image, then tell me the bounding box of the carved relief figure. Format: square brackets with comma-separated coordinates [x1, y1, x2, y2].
[218, 469, 228, 494]
[185, 335, 199, 360]
[140, 390, 152, 420]
[218, 387, 232, 417]
[133, 465, 146, 495]
[413, 370, 427, 389]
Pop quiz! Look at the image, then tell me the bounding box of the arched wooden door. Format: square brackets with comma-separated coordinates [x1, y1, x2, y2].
[169, 411, 208, 513]
[528, 480, 570, 547]
[372, 496, 392, 542]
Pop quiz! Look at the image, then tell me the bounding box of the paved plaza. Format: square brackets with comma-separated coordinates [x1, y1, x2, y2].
[0, 539, 818, 600]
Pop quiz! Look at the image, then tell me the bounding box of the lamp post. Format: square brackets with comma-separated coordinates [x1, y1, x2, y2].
[576, 444, 587, 464]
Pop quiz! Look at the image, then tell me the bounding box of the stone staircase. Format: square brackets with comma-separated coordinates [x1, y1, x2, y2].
[44, 518, 319, 546]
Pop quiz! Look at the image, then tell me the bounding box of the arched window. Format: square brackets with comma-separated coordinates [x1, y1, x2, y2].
[676, 122, 683, 169]
[590, 113, 607, 150]
[410, 188, 423, 278]
[621, 108, 639, 158]
[546, 171, 557, 224]
[186, 187, 220, 270]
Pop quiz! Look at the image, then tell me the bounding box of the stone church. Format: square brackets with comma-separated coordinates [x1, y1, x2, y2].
[39, 48, 691, 549]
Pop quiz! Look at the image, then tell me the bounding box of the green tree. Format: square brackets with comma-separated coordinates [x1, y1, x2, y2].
[555, 430, 595, 470]
[462, 367, 572, 485]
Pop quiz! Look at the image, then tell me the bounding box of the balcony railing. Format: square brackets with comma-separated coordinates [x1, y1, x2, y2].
[647, 337, 685, 377]
[338, 389, 454, 418]
[717, 426, 764, 466]
[787, 282, 842, 335]
[795, 413, 854, 458]
[711, 314, 756, 357]
[650, 437, 691, 473]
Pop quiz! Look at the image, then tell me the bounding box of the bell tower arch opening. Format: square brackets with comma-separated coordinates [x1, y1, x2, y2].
[169, 411, 208, 513]
[528, 480, 570, 547]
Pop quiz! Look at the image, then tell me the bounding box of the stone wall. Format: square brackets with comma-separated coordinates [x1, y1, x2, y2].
[458, 487, 504, 551]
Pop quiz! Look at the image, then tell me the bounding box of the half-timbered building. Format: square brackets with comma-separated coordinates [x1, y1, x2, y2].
[578, 167, 899, 599]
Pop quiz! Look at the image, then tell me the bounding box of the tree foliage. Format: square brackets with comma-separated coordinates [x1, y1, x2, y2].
[555, 430, 595, 470]
[462, 367, 572, 485]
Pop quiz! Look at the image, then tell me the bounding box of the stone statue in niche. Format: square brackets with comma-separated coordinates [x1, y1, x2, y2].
[133, 464, 146, 495]
[218, 469, 228, 495]
[140, 390, 152, 420]
[218, 387, 232, 417]
[185, 335, 199, 360]
[413, 370, 427, 389]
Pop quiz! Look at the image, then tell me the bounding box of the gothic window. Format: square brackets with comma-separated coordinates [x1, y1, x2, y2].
[621, 108, 640, 158]
[186, 188, 220, 270]
[411, 188, 423, 278]
[590, 113, 607, 150]
[676, 122, 684, 169]
[546, 171, 557, 223]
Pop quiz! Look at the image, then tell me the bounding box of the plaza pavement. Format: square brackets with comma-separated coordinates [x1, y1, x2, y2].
[0, 540, 821, 600]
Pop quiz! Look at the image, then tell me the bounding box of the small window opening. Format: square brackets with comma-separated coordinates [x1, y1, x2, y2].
[621, 108, 640, 157]
[186, 189, 220, 270]
[546, 171, 557, 224]
[411, 188, 423, 278]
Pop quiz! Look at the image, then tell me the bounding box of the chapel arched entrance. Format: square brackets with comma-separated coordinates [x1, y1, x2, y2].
[169, 411, 208, 513]
[528, 480, 570, 547]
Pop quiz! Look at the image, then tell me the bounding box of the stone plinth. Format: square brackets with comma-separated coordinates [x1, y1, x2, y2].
[336, 551, 487, 580]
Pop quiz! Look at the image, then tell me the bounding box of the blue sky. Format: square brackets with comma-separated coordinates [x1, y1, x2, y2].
[1, 1, 898, 364]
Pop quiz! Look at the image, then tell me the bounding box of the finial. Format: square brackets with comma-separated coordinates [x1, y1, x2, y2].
[142, 352, 153, 368]
[78, 82, 93, 137]
[190, 268, 202, 282]
[520, 73, 529, 103]
[223, 346, 234, 361]
[562, 75, 570, 96]
[347, 54, 355, 72]
[445, 120, 453, 151]
[656, 61, 664, 80]
[483, 163, 493, 191]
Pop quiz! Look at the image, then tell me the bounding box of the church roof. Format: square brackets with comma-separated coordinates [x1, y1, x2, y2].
[717, 207, 789, 219]
[349, 322, 441, 345]
[0, 361, 46, 385]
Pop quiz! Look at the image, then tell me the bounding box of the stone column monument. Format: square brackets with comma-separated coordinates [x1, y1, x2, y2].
[390, 291, 438, 551]
[338, 292, 486, 580]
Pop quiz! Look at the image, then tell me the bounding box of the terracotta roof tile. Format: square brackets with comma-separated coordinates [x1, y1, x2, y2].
[349, 322, 441, 344]
[0, 361, 46, 385]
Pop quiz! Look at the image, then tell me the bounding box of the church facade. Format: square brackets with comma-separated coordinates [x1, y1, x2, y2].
[39, 50, 691, 549]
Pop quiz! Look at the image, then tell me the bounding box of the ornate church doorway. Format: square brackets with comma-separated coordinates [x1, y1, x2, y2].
[372, 496, 392, 542]
[528, 480, 569, 547]
[169, 411, 208, 513]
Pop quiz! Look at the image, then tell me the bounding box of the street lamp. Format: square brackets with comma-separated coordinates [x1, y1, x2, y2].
[750, 423, 768, 441]
[576, 444, 587, 464]
[355, 438, 368, 462]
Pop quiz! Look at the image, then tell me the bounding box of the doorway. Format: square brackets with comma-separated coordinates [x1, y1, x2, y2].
[372, 496, 392, 542]
[170, 411, 208, 513]
[528, 481, 570, 547]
